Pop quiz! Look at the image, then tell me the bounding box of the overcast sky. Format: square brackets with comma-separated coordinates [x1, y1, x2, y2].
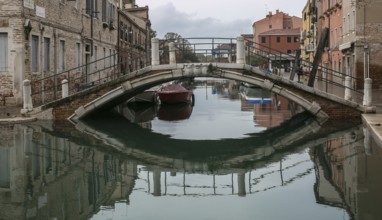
[137, 0, 307, 38]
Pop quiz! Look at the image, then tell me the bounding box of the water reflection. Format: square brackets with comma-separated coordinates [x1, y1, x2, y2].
[1, 118, 381, 219]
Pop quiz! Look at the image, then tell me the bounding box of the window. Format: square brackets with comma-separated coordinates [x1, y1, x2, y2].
[119, 22, 124, 40]
[287, 49, 292, 54]
[93, 46, 97, 71]
[352, 11, 355, 32]
[287, 37, 291, 43]
[59, 40, 65, 71]
[76, 43, 81, 67]
[276, 37, 280, 43]
[43, 38, 50, 72]
[102, 0, 107, 22]
[269, 25, 272, 29]
[261, 36, 266, 43]
[86, 0, 98, 18]
[0, 33, 8, 71]
[75, 0, 80, 9]
[109, 3, 115, 24]
[103, 47, 106, 68]
[343, 17, 347, 34]
[32, 35, 39, 72]
[109, 49, 112, 67]
[294, 36, 299, 43]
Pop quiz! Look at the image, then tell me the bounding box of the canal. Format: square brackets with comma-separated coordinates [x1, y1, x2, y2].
[0, 78, 381, 220]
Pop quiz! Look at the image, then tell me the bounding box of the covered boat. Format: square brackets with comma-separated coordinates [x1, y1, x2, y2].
[157, 84, 193, 104]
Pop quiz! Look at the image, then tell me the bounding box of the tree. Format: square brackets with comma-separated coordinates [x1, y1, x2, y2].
[162, 32, 199, 63]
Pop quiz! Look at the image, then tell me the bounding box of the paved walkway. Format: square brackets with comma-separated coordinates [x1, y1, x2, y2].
[0, 106, 36, 124]
[363, 114, 382, 147]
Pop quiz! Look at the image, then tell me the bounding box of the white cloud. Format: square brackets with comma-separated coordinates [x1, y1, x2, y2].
[138, 0, 306, 38]
[149, 3, 252, 38]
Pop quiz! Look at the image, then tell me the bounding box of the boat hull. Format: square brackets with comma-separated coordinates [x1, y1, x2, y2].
[157, 83, 193, 104]
[157, 91, 193, 104]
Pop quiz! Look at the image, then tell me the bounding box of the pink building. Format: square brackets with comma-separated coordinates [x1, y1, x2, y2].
[317, 0, 343, 82]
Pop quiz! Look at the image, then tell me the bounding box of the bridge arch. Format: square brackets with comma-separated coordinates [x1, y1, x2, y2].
[68, 63, 330, 123]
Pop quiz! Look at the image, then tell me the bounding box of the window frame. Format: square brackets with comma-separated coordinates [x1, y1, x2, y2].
[0, 33, 8, 72]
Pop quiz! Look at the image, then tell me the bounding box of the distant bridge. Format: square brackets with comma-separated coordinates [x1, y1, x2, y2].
[25, 37, 375, 122]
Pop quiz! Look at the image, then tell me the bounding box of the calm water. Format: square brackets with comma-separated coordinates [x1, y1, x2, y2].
[1, 78, 381, 220]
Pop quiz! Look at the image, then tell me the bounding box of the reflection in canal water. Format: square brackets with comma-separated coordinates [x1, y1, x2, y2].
[0, 79, 381, 220]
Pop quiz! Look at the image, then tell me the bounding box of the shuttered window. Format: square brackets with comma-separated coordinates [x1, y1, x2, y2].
[32, 35, 39, 72]
[0, 33, 7, 71]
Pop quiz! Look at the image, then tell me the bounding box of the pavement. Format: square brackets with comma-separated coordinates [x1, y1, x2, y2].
[0, 106, 37, 124]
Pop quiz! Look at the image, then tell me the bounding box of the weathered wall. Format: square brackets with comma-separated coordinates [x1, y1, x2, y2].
[0, 0, 24, 106]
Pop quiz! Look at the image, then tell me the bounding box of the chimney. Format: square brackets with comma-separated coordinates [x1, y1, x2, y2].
[276, 9, 279, 14]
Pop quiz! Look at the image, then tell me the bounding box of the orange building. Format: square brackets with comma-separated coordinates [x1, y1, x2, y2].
[252, 10, 302, 70]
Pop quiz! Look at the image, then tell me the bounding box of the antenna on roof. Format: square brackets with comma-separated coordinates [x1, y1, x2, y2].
[265, 4, 268, 16]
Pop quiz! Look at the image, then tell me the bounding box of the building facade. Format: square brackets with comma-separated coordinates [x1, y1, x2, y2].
[339, 0, 382, 89]
[0, 0, 151, 107]
[301, 0, 317, 63]
[252, 10, 302, 71]
[310, 0, 382, 89]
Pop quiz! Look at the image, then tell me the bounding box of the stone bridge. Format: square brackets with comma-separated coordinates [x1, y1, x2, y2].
[26, 37, 374, 122]
[29, 62, 367, 122]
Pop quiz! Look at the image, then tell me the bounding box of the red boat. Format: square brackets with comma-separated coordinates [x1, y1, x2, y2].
[157, 84, 193, 104]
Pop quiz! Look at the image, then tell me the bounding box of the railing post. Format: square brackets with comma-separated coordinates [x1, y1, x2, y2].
[169, 42, 176, 64]
[21, 79, 33, 113]
[236, 36, 245, 64]
[62, 79, 69, 98]
[151, 38, 160, 66]
[344, 76, 352, 101]
[363, 78, 372, 106]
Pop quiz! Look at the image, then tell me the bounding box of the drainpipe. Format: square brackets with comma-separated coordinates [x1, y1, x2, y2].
[53, 28, 57, 102]
[39, 22, 46, 103]
[117, 8, 120, 78]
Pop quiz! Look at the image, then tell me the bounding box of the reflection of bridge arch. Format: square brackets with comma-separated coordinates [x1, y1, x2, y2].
[66, 62, 365, 122]
[75, 111, 359, 170]
[72, 112, 362, 198]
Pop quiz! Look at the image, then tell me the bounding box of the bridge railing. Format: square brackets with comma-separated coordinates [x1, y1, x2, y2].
[158, 37, 238, 64]
[156, 37, 364, 104]
[30, 49, 149, 106]
[245, 39, 364, 103]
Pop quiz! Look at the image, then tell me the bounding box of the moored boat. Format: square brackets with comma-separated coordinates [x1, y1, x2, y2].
[157, 84, 193, 104]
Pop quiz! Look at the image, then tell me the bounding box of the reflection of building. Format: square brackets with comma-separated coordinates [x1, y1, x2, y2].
[0, 123, 137, 220]
[240, 85, 302, 128]
[253, 95, 298, 128]
[312, 126, 382, 219]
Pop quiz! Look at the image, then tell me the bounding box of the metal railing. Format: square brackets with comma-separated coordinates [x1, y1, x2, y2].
[31, 48, 149, 105]
[160, 37, 363, 103]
